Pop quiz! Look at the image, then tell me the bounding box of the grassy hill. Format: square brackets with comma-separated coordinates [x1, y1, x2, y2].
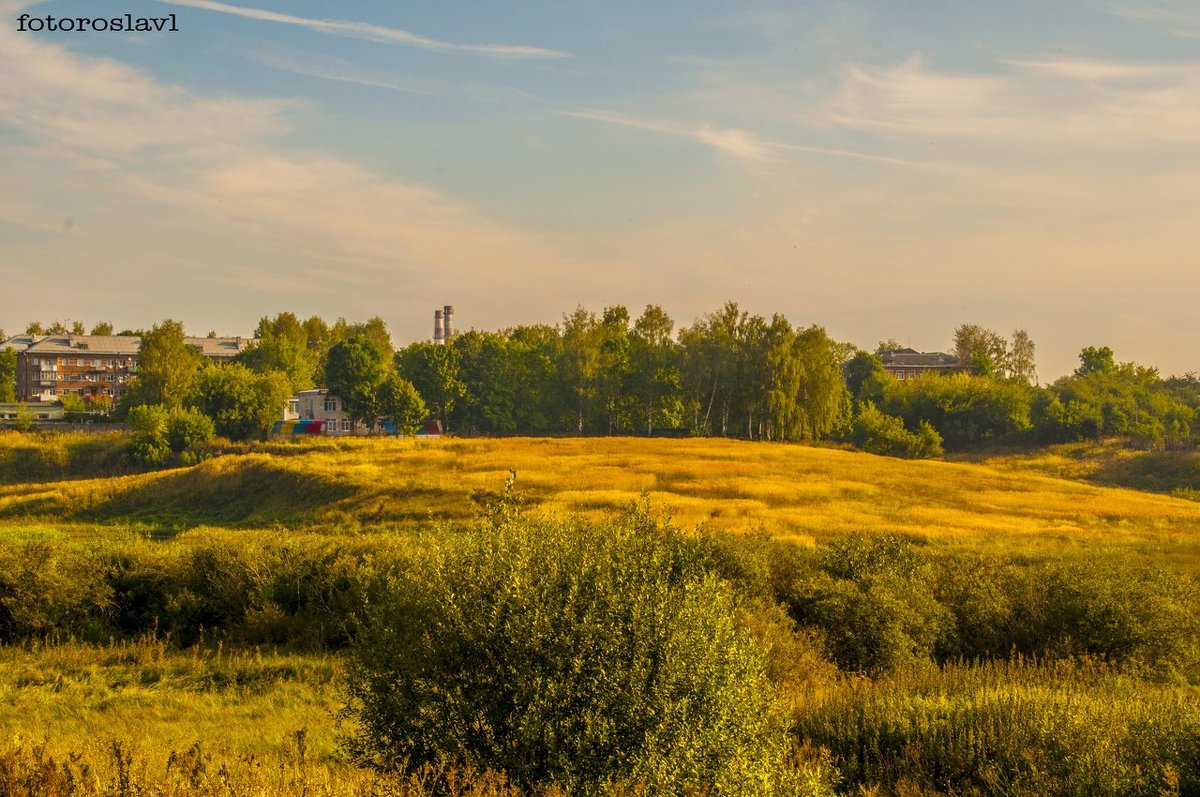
[3, 434, 1200, 562]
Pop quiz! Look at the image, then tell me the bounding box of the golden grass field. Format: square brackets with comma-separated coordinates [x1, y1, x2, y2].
[3, 435, 1200, 561]
[2, 433, 1200, 794]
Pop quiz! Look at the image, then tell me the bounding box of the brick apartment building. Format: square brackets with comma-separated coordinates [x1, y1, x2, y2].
[1, 333, 253, 403]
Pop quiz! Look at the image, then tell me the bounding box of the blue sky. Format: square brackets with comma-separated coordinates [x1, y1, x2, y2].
[2, 0, 1199, 379]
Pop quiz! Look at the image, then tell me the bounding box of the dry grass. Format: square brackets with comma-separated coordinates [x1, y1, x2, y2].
[3, 437, 1200, 555]
[0, 639, 343, 768]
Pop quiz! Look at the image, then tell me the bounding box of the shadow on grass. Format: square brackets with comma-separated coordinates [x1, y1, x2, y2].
[74, 460, 361, 528]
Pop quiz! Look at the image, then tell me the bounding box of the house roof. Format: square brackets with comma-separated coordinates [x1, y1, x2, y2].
[881, 350, 961, 368]
[186, 337, 252, 358]
[15, 334, 253, 358]
[1, 335, 43, 352]
[23, 335, 142, 355]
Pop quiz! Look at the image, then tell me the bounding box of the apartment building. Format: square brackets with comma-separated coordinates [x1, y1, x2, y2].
[4, 334, 253, 403]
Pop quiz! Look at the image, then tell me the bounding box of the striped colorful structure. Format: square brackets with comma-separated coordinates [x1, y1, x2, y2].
[272, 419, 326, 436]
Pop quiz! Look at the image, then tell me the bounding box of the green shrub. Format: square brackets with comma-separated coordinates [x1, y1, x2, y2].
[127, 405, 215, 466]
[342, 508, 806, 795]
[165, 408, 215, 452]
[785, 534, 951, 675]
[0, 542, 112, 641]
[851, 402, 942, 458]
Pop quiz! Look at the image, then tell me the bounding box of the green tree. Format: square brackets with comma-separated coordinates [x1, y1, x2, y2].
[880, 372, 1033, 448]
[953, 324, 1009, 377]
[596, 305, 637, 433]
[239, 312, 321, 394]
[1009, 329, 1037, 384]
[559, 306, 602, 433]
[165, 407, 215, 452]
[451, 331, 518, 433]
[122, 320, 205, 412]
[191, 363, 292, 440]
[766, 323, 851, 442]
[324, 336, 388, 429]
[378, 373, 428, 435]
[89, 321, 114, 336]
[0, 348, 16, 403]
[679, 302, 746, 436]
[331, 316, 393, 356]
[630, 305, 684, 434]
[844, 350, 888, 402]
[395, 342, 465, 432]
[506, 325, 566, 433]
[1075, 345, 1116, 377]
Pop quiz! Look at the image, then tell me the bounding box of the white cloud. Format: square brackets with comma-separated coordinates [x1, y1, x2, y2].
[825, 52, 1200, 146]
[561, 108, 922, 166]
[1113, 1, 1200, 37]
[156, 0, 569, 58]
[0, 18, 566, 336]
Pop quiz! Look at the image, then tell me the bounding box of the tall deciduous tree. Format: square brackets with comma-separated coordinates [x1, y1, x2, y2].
[324, 335, 389, 429]
[559, 306, 602, 433]
[190, 363, 291, 440]
[240, 312, 321, 393]
[395, 342, 465, 432]
[630, 305, 683, 435]
[1009, 329, 1037, 384]
[89, 322, 114, 336]
[953, 324, 1009, 377]
[1075, 346, 1116, 377]
[123, 320, 205, 412]
[0, 348, 17, 402]
[378, 372, 428, 435]
[451, 331, 518, 433]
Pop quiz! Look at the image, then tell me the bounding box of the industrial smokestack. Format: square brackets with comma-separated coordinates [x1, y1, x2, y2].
[433, 310, 444, 344]
[443, 305, 454, 341]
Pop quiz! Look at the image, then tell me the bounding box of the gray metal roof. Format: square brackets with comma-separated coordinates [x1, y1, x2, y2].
[881, 350, 962, 368]
[15, 334, 253, 358]
[23, 335, 143, 356]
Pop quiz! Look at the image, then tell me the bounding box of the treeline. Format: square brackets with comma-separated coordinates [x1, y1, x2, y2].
[233, 303, 850, 441]
[847, 340, 1200, 455]
[8, 310, 1200, 456]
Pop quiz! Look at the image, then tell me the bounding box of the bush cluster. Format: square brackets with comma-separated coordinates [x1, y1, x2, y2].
[4, 513, 1200, 794]
[127, 405, 214, 466]
[850, 402, 943, 459]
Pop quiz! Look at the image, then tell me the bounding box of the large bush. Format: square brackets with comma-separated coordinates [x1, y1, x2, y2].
[850, 402, 943, 458]
[342, 505, 804, 795]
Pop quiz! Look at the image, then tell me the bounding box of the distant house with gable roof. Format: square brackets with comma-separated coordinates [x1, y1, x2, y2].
[879, 348, 966, 381]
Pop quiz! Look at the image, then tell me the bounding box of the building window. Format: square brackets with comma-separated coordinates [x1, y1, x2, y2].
[323, 397, 338, 412]
[325, 418, 337, 433]
[342, 419, 352, 432]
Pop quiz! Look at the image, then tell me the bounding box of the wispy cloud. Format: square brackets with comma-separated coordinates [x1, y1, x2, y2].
[1113, 1, 1200, 37]
[0, 17, 565, 328]
[825, 52, 1200, 145]
[561, 108, 923, 166]
[156, 0, 569, 59]
[253, 48, 547, 105]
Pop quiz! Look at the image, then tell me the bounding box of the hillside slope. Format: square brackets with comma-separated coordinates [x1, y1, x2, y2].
[2, 437, 1199, 555]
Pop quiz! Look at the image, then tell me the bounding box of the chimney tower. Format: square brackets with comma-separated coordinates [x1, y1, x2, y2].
[433, 309, 444, 344]
[443, 305, 454, 341]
